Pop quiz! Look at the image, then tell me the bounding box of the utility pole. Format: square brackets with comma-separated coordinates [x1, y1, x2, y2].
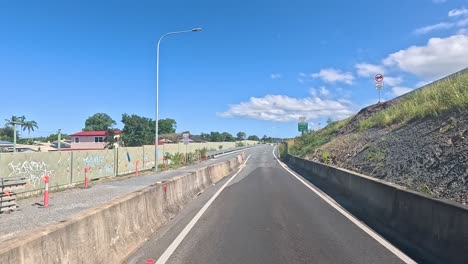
[13, 122, 17, 152]
[57, 129, 62, 151]
[12, 121, 23, 153]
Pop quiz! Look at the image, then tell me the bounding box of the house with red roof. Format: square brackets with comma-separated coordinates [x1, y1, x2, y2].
[70, 130, 121, 149]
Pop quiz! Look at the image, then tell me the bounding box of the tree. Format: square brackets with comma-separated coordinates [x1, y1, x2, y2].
[200, 132, 210, 141]
[236, 132, 246, 140]
[0, 126, 15, 141]
[83, 113, 116, 131]
[105, 128, 118, 149]
[209, 131, 222, 142]
[222, 132, 235, 142]
[247, 135, 259, 141]
[158, 118, 177, 134]
[5, 115, 38, 138]
[326, 117, 334, 125]
[46, 133, 70, 142]
[120, 114, 155, 146]
[22, 120, 38, 136]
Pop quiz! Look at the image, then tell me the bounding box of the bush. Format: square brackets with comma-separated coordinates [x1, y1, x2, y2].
[235, 141, 245, 147]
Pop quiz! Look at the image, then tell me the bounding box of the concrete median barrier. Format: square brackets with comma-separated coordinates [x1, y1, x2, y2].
[0, 153, 245, 264]
[285, 154, 468, 264]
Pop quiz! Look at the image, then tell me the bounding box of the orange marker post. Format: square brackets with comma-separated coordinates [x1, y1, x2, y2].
[43, 175, 49, 207]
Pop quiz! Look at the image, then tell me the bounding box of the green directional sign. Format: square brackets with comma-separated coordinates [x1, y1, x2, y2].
[298, 122, 308, 132]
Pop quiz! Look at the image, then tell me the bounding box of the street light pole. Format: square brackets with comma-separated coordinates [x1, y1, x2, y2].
[154, 28, 202, 172]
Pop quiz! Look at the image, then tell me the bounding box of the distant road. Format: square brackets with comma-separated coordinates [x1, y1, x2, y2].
[126, 145, 414, 264]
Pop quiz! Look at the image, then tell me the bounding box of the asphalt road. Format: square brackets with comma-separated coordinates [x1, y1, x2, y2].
[126, 145, 413, 264]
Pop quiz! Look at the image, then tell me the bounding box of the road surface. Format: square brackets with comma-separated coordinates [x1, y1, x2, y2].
[126, 145, 414, 264]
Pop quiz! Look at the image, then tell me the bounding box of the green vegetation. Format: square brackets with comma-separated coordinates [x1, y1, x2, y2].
[418, 184, 433, 196]
[158, 118, 177, 134]
[120, 114, 177, 146]
[121, 114, 155, 146]
[366, 148, 385, 162]
[236, 131, 246, 140]
[83, 113, 116, 131]
[235, 141, 245, 147]
[321, 151, 331, 164]
[289, 117, 351, 157]
[247, 135, 260, 141]
[359, 73, 468, 129]
[2, 115, 39, 141]
[278, 143, 287, 159]
[200, 131, 236, 142]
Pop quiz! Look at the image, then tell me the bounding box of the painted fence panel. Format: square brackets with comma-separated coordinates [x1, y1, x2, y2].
[72, 150, 115, 182]
[142, 145, 155, 170]
[0, 151, 72, 193]
[117, 147, 144, 175]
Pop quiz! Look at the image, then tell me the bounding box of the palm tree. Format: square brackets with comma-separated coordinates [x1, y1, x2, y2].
[22, 120, 39, 136]
[4, 115, 25, 125]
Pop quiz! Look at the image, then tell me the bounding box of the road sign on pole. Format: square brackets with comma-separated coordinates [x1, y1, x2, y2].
[298, 123, 308, 132]
[375, 74, 384, 103]
[375, 74, 384, 83]
[182, 133, 190, 145]
[298, 117, 308, 135]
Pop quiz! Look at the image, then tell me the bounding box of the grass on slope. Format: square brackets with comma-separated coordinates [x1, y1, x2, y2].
[359, 72, 468, 129]
[289, 117, 351, 157]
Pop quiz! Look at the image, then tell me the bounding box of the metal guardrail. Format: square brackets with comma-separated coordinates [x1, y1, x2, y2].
[207, 145, 257, 158]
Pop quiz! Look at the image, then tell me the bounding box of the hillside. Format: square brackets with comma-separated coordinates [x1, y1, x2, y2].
[289, 69, 468, 204]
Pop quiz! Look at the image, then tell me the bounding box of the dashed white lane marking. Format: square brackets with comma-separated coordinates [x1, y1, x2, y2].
[155, 154, 252, 264]
[272, 146, 416, 264]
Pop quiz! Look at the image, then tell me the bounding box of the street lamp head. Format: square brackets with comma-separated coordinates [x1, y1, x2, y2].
[192, 27, 202, 32]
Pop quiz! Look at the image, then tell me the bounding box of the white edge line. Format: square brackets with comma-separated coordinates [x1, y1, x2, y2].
[272, 146, 416, 264]
[155, 154, 252, 264]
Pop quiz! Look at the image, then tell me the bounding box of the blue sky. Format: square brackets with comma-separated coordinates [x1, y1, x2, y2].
[1, 0, 467, 139]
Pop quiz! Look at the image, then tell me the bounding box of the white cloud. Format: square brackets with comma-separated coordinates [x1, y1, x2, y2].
[383, 34, 468, 79]
[319, 87, 330, 96]
[270, 73, 282, 79]
[392, 86, 414, 96]
[384, 76, 403, 86]
[218, 94, 354, 122]
[414, 22, 455, 35]
[309, 88, 317, 97]
[310, 87, 330, 97]
[355, 63, 384, 77]
[449, 8, 468, 17]
[311, 68, 354, 84]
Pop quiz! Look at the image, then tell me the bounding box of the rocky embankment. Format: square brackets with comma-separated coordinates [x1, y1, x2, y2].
[292, 69, 468, 205]
[308, 109, 468, 204]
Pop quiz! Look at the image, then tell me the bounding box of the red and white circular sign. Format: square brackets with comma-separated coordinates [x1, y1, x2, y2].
[375, 74, 384, 83]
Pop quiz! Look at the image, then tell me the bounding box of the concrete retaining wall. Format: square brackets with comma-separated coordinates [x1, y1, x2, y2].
[0, 153, 245, 264]
[286, 154, 468, 264]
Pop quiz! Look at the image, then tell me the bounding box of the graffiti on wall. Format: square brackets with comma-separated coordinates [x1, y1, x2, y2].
[82, 155, 113, 175]
[8, 161, 55, 187]
[83, 156, 104, 167]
